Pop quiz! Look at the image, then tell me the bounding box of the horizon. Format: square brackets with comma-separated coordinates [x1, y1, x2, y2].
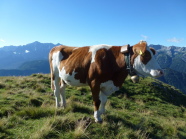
[0, 40, 184, 48]
[0, 0, 186, 47]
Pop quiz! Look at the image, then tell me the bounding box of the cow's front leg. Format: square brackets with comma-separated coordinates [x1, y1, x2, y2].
[90, 81, 102, 123]
[93, 99, 101, 123]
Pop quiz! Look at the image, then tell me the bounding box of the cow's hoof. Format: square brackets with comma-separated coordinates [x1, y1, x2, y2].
[61, 105, 66, 109]
[95, 119, 103, 124]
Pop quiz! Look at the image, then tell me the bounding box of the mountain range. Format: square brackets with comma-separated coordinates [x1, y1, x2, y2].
[0, 41, 185, 94]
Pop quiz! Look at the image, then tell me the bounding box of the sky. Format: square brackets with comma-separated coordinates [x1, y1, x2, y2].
[0, 0, 186, 48]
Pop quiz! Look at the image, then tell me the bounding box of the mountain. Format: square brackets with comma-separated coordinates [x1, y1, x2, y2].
[0, 74, 186, 138]
[0, 41, 60, 69]
[0, 42, 186, 94]
[151, 44, 186, 73]
[150, 44, 186, 94]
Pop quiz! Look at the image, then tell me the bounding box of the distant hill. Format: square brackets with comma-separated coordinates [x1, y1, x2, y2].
[19, 60, 50, 73]
[0, 60, 50, 76]
[0, 42, 186, 94]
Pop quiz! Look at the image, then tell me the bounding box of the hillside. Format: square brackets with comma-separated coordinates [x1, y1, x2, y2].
[158, 69, 186, 94]
[0, 74, 186, 139]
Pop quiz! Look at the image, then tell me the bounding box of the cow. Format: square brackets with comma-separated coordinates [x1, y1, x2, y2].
[49, 41, 163, 123]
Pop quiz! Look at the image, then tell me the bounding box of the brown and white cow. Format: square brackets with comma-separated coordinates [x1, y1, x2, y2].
[49, 41, 163, 122]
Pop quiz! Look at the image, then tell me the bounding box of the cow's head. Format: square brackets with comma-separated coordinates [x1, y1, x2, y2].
[132, 41, 163, 78]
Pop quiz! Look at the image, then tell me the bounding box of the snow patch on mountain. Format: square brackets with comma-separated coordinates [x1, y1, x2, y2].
[25, 50, 30, 53]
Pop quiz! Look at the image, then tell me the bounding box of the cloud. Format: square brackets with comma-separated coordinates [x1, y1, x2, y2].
[167, 37, 183, 43]
[0, 39, 5, 42]
[141, 35, 148, 41]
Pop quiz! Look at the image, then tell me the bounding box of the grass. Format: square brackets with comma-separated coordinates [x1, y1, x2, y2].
[0, 74, 186, 138]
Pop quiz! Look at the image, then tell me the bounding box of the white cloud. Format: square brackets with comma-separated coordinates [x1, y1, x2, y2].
[0, 39, 5, 42]
[141, 35, 148, 41]
[167, 37, 183, 43]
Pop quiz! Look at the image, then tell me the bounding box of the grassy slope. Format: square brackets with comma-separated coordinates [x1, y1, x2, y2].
[0, 74, 186, 139]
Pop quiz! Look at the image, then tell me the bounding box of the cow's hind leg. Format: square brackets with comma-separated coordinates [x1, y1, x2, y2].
[59, 79, 66, 108]
[53, 77, 61, 107]
[99, 91, 107, 115]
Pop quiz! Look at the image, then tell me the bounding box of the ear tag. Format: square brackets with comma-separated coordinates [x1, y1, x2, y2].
[139, 50, 143, 55]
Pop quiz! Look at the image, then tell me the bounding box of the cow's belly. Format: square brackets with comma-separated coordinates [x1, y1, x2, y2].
[59, 67, 87, 86]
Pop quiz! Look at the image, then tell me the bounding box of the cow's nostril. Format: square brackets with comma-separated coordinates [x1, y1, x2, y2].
[160, 70, 164, 75]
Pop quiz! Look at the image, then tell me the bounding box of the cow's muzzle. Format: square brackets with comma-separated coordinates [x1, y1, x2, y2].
[150, 69, 164, 78]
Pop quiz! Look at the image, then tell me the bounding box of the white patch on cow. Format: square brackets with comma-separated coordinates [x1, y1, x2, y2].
[100, 81, 119, 113]
[133, 47, 162, 78]
[73, 47, 79, 51]
[89, 44, 112, 63]
[94, 111, 102, 122]
[52, 51, 65, 108]
[140, 40, 144, 44]
[59, 67, 87, 86]
[100, 80, 119, 96]
[52, 51, 63, 71]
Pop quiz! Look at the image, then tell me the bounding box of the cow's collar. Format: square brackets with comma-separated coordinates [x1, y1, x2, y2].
[123, 45, 137, 76]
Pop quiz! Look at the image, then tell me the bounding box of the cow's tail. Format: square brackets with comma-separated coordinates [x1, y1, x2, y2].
[49, 50, 55, 91]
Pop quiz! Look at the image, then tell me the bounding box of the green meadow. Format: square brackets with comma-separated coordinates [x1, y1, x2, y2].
[0, 74, 186, 139]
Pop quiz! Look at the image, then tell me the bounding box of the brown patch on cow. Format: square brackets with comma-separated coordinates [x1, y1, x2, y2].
[140, 50, 152, 65]
[88, 46, 128, 88]
[132, 41, 147, 55]
[60, 47, 91, 84]
[89, 79, 101, 111]
[140, 47, 156, 65]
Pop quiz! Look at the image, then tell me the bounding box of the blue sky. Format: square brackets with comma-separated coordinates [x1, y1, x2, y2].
[0, 0, 186, 47]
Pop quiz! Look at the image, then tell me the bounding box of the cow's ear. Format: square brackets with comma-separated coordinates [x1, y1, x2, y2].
[133, 41, 147, 55]
[150, 47, 156, 55]
[120, 44, 130, 53]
